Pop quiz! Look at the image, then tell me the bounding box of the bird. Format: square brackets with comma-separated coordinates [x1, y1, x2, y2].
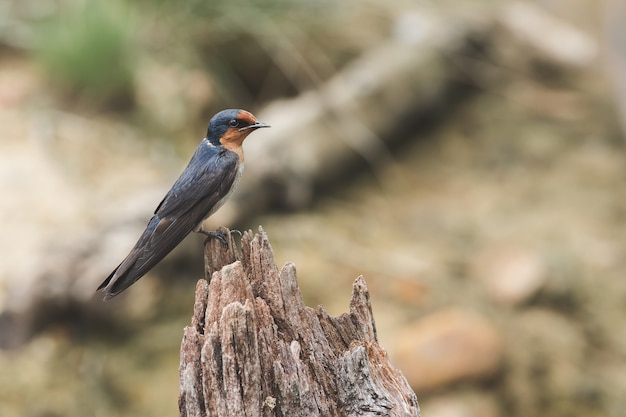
[97, 109, 270, 300]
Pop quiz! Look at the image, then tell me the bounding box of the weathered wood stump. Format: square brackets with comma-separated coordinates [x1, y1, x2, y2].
[179, 226, 420, 417]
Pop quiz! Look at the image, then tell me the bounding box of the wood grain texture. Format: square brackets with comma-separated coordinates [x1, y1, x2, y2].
[179, 226, 419, 417]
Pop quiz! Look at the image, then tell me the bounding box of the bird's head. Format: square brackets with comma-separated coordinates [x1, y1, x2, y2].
[206, 109, 270, 151]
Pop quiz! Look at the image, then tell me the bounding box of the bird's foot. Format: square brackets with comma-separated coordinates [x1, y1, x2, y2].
[195, 228, 229, 247]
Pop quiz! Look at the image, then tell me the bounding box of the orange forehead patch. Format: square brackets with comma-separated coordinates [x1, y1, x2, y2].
[236, 110, 257, 125]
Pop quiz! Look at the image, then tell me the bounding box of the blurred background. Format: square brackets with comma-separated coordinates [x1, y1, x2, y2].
[1, 0, 625, 416]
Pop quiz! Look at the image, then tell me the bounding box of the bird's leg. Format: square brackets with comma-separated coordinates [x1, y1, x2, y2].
[194, 225, 228, 246]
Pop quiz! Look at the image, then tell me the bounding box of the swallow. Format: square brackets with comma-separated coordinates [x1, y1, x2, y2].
[97, 109, 269, 300]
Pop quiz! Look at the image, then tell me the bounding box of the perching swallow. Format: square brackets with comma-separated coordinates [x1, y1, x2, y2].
[97, 109, 269, 300]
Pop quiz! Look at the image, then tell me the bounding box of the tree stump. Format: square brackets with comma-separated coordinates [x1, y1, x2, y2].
[179, 226, 420, 417]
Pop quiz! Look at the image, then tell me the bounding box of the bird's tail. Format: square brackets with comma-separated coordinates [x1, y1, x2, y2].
[96, 215, 162, 300]
[97, 264, 126, 301]
[96, 214, 187, 301]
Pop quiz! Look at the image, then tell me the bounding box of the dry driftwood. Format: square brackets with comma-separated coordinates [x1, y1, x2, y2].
[237, 10, 489, 215]
[179, 226, 419, 417]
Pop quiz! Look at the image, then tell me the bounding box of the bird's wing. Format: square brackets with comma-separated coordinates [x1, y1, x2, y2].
[154, 140, 238, 218]
[98, 142, 239, 299]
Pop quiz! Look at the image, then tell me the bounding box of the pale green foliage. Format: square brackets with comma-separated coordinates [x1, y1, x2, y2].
[35, 0, 135, 107]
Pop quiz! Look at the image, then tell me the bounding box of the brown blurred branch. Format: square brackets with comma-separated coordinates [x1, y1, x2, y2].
[179, 226, 419, 417]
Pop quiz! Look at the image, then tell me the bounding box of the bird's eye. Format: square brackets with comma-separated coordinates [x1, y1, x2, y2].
[229, 119, 239, 128]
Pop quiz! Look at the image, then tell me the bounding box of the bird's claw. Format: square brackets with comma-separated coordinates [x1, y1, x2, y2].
[199, 230, 229, 247]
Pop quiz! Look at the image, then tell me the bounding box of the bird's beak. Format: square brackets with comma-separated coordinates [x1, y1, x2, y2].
[239, 121, 271, 131]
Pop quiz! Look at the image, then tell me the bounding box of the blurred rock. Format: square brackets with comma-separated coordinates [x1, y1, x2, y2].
[392, 308, 503, 392]
[0, 59, 40, 108]
[472, 245, 546, 306]
[390, 276, 431, 307]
